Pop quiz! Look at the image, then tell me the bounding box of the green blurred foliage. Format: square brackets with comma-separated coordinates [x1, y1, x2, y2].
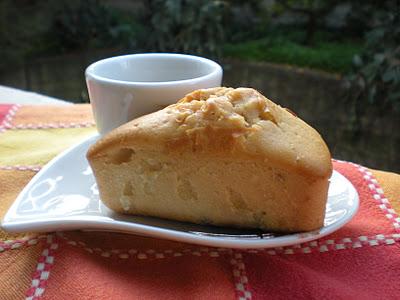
[1, 0, 398, 125]
[224, 29, 362, 73]
[46, 0, 146, 52]
[223, 0, 267, 42]
[137, 0, 231, 58]
[0, 0, 396, 83]
[344, 0, 393, 36]
[0, 0, 144, 70]
[0, 1, 51, 66]
[273, 0, 342, 45]
[47, 0, 117, 50]
[346, 1, 400, 129]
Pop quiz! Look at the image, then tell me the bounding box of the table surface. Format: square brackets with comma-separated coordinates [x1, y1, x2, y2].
[0, 85, 70, 105]
[0, 86, 399, 300]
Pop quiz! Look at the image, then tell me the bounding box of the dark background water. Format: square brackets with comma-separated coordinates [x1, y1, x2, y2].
[1, 52, 399, 173]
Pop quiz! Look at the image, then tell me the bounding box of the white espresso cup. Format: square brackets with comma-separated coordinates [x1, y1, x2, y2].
[85, 53, 223, 134]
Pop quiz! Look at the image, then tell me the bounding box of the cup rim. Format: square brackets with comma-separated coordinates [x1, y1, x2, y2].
[85, 53, 222, 87]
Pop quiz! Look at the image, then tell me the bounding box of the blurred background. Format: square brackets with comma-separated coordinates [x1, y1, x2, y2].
[0, 0, 399, 172]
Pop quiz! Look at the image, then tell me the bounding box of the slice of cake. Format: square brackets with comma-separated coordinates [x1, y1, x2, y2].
[87, 87, 332, 232]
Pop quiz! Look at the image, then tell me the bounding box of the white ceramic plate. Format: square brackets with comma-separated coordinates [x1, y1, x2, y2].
[1, 135, 359, 249]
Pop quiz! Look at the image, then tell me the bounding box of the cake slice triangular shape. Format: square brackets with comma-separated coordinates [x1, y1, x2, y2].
[87, 87, 332, 232]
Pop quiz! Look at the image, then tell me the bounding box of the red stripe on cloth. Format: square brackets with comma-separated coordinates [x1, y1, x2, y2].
[0, 104, 13, 125]
[0, 104, 20, 131]
[42, 241, 236, 300]
[243, 245, 400, 299]
[230, 252, 252, 300]
[315, 161, 397, 240]
[355, 163, 399, 231]
[241, 161, 400, 299]
[25, 235, 59, 300]
[334, 160, 400, 230]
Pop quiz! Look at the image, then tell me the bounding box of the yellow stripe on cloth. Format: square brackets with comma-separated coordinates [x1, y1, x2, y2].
[0, 127, 96, 166]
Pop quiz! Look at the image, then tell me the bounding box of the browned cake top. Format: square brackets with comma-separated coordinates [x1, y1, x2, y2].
[88, 87, 332, 178]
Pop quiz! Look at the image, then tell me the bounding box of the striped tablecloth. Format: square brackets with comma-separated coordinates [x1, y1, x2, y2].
[0, 103, 399, 300]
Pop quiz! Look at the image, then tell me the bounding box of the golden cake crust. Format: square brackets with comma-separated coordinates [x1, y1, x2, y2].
[88, 87, 332, 178]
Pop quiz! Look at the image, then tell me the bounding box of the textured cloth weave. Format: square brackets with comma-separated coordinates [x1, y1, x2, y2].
[0, 104, 399, 300]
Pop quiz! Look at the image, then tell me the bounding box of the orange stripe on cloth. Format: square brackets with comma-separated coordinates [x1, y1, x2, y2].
[371, 170, 400, 214]
[58, 231, 205, 253]
[0, 170, 37, 241]
[0, 240, 43, 300]
[10, 104, 94, 127]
